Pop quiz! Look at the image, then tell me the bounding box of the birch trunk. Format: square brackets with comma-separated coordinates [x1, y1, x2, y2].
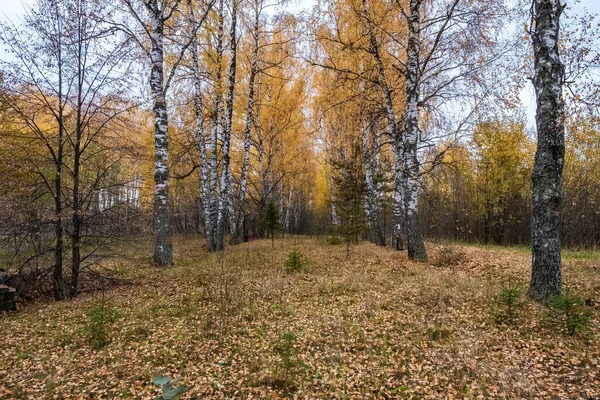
[362, 121, 385, 246]
[216, 0, 238, 250]
[189, 5, 216, 251]
[363, 0, 403, 250]
[403, 0, 427, 261]
[284, 189, 293, 233]
[529, 0, 565, 301]
[230, 1, 259, 245]
[148, 0, 173, 266]
[209, 0, 225, 250]
[326, 165, 339, 226]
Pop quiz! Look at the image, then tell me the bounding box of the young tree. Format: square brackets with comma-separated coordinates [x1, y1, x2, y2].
[262, 201, 280, 248]
[1, 1, 72, 300]
[362, 117, 385, 246]
[64, 0, 137, 298]
[361, 0, 405, 251]
[1, 0, 140, 298]
[528, 0, 565, 301]
[333, 142, 366, 257]
[187, 0, 217, 250]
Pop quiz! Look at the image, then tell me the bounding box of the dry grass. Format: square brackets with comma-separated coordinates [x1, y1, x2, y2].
[0, 236, 599, 399]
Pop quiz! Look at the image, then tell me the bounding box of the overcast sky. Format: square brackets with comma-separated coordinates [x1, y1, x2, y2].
[1, 0, 598, 130]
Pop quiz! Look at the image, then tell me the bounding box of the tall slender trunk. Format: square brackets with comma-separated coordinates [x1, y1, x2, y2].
[53, 17, 65, 301]
[149, 1, 172, 266]
[230, 0, 259, 245]
[284, 189, 293, 233]
[403, 0, 427, 261]
[216, 0, 238, 250]
[325, 164, 339, 226]
[209, 0, 225, 250]
[363, 0, 403, 250]
[362, 120, 385, 246]
[189, 2, 216, 251]
[70, 6, 85, 298]
[529, 0, 565, 301]
[392, 151, 406, 250]
[279, 186, 284, 237]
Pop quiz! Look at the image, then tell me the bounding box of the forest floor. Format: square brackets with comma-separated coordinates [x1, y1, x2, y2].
[1, 236, 599, 399]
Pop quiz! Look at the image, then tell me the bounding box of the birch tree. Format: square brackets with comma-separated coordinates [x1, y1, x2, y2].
[396, 0, 507, 260]
[361, 0, 404, 250]
[120, 0, 211, 265]
[528, 0, 565, 301]
[362, 117, 386, 246]
[216, 0, 239, 250]
[230, 0, 262, 245]
[188, 0, 217, 250]
[402, 0, 428, 261]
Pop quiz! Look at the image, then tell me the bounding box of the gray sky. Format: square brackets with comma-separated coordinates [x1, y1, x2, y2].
[520, 0, 600, 128]
[1, 0, 598, 129]
[1, 0, 30, 22]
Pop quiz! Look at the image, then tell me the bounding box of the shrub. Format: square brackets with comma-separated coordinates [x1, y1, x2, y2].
[546, 288, 594, 336]
[494, 279, 526, 324]
[427, 325, 451, 342]
[284, 247, 307, 273]
[85, 296, 119, 349]
[152, 375, 191, 400]
[326, 235, 342, 245]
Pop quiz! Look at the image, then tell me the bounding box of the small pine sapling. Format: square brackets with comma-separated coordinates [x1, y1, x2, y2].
[494, 279, 526, 324]
[85, 293, 119, 349]
[262, 202, 281, 248]
[546, 288, 594, 336]
[272, 331, 306, 393]
[284, 247, 307, 273]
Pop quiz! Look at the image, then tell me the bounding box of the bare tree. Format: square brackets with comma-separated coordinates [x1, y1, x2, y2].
[0, 0, 72, 299]
[1, 0, 140, 298]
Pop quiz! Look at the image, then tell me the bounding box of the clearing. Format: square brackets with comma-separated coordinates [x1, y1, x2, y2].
[1, 237, 599, 399]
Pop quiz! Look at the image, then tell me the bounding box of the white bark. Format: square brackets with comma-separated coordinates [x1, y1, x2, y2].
[231, 0, 260, 245]
[362, 0, 402, 250]
[189, 2, 216, 251]
[216, 0, 238, 249]
[362, 120, 385, 246]
[403, 0, 427, 261]
[284, 188, 293, 233]
[208, 0, 225, 250]
[325, 164, 339, 226]
[147, 0, 172, 265]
